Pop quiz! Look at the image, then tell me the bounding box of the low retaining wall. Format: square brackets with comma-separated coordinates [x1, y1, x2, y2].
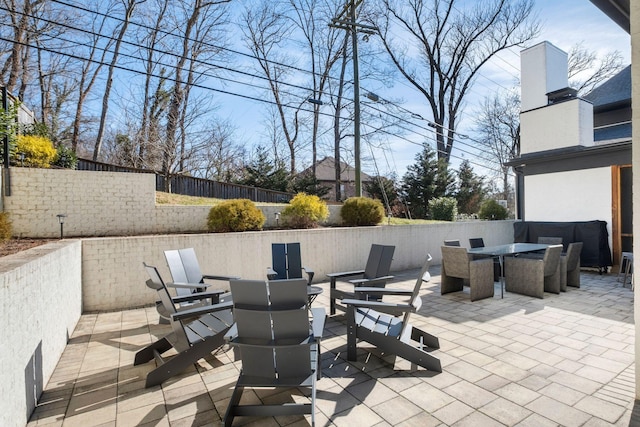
[81, 221, 514, 311]
[2, 167, 342, 238]
[0, 240, 82, 427]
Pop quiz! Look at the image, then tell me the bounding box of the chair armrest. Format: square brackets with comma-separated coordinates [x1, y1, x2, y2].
[302, 267, 315, 284]
[224, 323, 238, 342]
[327, 269, 365, 279]
[171, 300, 233, 322]
[171, 290, 224, 304]
[342, 298, 412, 316]
[353, 287, 412, 296]
[167, 281, 211, 290]
[310, 307, 326, 339]
[349, 275, 394, 285]
[202, 274, 240, 281]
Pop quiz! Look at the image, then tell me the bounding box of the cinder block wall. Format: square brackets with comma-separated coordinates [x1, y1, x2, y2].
[0, 240, 82, 427]
[3, 167, 342, 238]
[81, 221, 514, 311]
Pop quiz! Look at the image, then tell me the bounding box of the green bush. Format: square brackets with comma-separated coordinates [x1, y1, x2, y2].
[429, 197, 458, 221]
[0, 212, 11, 241]
[478, 199, 508, 220]
[281, 193, 329, 229]
[340, 197, 385, 226]
[207, 199, 265, 232]
[13, 134, 56, 167]
[53, 145, 78, 169]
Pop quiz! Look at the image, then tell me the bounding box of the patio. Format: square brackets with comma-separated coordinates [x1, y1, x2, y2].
[27, 267, 637, 427]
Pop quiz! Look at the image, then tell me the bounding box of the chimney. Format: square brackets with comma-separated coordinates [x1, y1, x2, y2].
[520, 41, 568, 112]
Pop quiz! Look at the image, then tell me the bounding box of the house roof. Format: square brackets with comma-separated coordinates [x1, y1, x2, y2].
[300, 156, 372, 182]
[589, 0, 630, 33]
[583, 65, 631, 111]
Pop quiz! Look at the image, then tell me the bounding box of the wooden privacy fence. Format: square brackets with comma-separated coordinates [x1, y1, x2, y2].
[77, 159, 294, 203]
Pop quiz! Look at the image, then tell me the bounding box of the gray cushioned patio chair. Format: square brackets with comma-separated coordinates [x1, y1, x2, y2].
[560, 242, 583, 290]
[135, 263, 234, 388]
[538, 236, 563, 245]
[327, 244, 395, 315]
[341, 254, 441, 372]
[224, 278, 325, 427]
[504, 244, 563, 298]
[441, 246, 494, 301]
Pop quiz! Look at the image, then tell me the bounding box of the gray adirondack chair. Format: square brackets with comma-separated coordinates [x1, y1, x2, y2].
[224, 278, 325, 426]
[341, 254, 441, 372]
[134, 263, 234, 388]
[267, 242, 315, 284]
[327, 244, 395, 315]
[165, 247, 238, 303]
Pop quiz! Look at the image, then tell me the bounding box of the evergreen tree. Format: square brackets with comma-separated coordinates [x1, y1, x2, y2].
[290, 172, 331, 197]
[455, 160, 486, 215]
[238, 145, 290, 192]
[401, 145, 455, 219]
[364, 175, 399, 214]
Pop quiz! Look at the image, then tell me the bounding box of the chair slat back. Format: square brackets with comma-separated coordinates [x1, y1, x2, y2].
[364, 244, 395, 279]
[178, 248, 205, 283]
[271, 243, 304, 280]
[165, 249, 188, 283]
[469, 238, 485, 248]
[400, 254, 432, 338]
[441, 246, 470, 279]
[229, 279, 312, 380]
[143, 263, 177, 315]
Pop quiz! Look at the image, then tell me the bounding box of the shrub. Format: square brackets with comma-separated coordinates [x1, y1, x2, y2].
[13, 135, 56, 168]
[207, 199, 265, 232]
[0, 212, 11, 241]
[478, 199, 508, 220]
[340, 197, 385, 226]
[53, 145, 78, 169]
[281, 193, 329, 229]
[429, 197, 458, 221]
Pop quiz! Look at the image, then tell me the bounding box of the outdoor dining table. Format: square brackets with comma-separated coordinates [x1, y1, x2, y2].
[467, 243, 550, 298]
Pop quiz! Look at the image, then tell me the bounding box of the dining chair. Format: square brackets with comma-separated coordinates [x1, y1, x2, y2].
[504, 244, 563, 298]
[560, 242, 583, 290]
[441, 246, 494, 301]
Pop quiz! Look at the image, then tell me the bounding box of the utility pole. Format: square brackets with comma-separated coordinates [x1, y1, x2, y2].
[330, 0, 376, 197]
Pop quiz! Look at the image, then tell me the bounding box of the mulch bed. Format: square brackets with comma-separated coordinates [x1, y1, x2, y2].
[0, 238, 54, 257]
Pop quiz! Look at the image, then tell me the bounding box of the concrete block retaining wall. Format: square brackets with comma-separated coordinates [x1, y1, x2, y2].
[81, 221, 514, 311]
[3, 167, 341, 238]
[0, 241, 82, 427]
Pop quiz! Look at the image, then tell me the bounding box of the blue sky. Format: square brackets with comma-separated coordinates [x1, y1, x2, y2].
[198, 0, 631, 181]
[362, 0, 632, 179]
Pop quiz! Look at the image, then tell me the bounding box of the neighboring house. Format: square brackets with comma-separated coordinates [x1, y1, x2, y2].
[506, 41, 631, 266]
[300, 156, 372, 201]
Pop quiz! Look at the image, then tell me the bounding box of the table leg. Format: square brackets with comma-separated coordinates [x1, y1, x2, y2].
[499, 255, 505, 299]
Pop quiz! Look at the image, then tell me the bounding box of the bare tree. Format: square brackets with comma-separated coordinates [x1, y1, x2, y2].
[240, 1, 303, 175]
[93, 0, 144, 161]
[162, 0, 230, 190]
[568, 42, 624, 95]
[371, 0, 539, 164]
[474, 89, 519, 201]
[287, 0, 345, 178]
